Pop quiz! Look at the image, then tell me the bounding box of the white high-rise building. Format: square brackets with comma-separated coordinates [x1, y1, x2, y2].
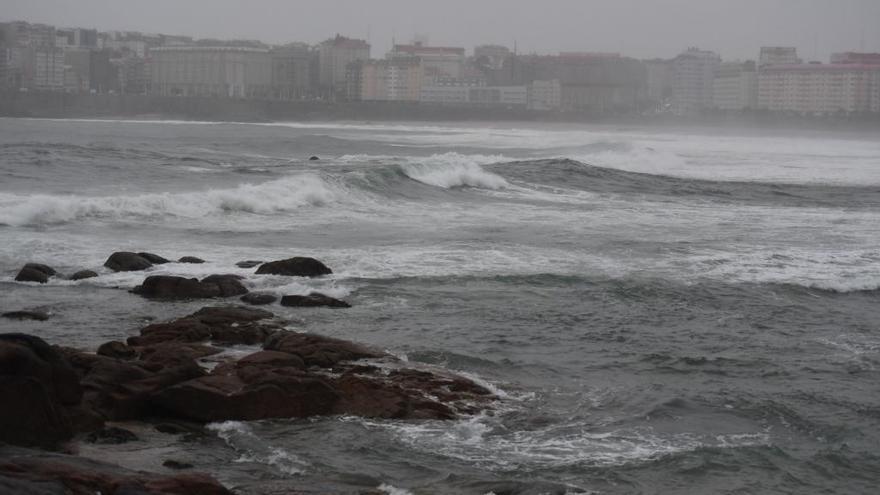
[758, 62, 880, 114]
[317, 35, 369, 97]
[672, 48, 720, 113]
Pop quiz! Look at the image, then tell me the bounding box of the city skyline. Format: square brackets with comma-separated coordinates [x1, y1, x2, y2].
[3, 0, 879, 62]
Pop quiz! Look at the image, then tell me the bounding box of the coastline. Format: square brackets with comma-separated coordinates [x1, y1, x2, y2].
[2, 90, 879, 132]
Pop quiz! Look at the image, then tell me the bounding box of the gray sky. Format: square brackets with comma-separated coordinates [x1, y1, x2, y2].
[3, 0, 878, 61]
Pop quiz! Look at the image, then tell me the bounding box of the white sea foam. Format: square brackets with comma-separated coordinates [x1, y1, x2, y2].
[207, 421, 309, 476]
[377, 484, 415, 495]
[363, 415, 770, 471]
[0, 173, 342, 226]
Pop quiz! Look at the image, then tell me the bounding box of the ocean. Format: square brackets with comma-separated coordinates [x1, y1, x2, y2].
[1, 117, 880, 494]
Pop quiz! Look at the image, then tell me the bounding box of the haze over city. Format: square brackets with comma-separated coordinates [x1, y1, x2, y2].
[4, 0, 879, 61]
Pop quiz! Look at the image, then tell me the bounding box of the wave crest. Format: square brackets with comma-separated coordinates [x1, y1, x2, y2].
[400, 153, 508, 190]
[0, 174, 340, 226]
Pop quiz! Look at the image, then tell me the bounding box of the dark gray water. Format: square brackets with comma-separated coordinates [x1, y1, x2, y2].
[2, 118, 880, 494]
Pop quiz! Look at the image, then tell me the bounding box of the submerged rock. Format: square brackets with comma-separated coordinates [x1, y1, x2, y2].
[235, 260, 263, 268]
[280, 293, 351, 308]
[178, 256, 205, 264]
[2, 310, 50, 321]
[70, 270, 98, 281]
[309, 155, 320, 161]
[85, 426, 138, 444]
[131, 275, 247, 300]
[163, 459, 194, 470]
[104, 252, 153, 272]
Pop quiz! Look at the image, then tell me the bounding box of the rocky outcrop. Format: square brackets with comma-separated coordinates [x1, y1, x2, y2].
[280, 293, 351, 308]
[15, 263, 56, 283]
[240, 292, 277, 305]
[2, 306, 494, 450]
[2, 310, 50, 321]
[178, 256, 205, 264]
[70, 270, 98, 281]
[104, 252, 153, 272]
[137, 252, 171, 264]
[0, 446, 232, 495]
[131, 275, 248, 300]
[0, 333, 84, 448]
[255, 257, 332, 277]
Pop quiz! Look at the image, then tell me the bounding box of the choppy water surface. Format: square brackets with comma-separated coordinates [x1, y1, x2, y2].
[2, 118, 880, 494]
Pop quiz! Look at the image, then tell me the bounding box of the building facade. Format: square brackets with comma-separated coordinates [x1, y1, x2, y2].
[528, 79, 562, 110]
[270, 43, 312, 100]
[712, 61, 757, 110]
[355, 57, 423, 102]
[150, 46, 272, 98]
[672, 48, 720, 113]
[758, 63, 880, 114]
[317, 35, 369, 98]
[389, 42, 466, 81]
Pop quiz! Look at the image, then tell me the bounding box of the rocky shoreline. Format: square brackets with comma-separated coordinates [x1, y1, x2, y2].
[1, 253, 496, 494]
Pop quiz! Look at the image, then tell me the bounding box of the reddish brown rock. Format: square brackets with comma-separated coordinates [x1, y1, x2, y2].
[96, 341, 136, 360]
[263, 331, 384, 367]
[0, 446, 232, 495]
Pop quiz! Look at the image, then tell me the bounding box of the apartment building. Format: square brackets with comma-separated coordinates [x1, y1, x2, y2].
[150, 46, 272, 98]
[712, 61, 757, 110]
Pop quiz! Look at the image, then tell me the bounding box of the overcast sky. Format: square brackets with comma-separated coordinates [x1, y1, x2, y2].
[3, 0, 878, 61]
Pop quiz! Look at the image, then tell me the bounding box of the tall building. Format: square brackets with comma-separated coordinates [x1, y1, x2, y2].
[317, 35, 369, 98]
[354, 57, 423, 102]
[759, 47, 799, 67]
[32, 46, 64, 90]
[712, 61, 757, 110]
[149, 46, 272, 98]
[758, 62, 880, 114]
[271, 43, 312, 100]
[672, 47, 720, 113]
[389, 42, 466, 80]
[831, 52, 880, 65]
[643, 59, 673, 108]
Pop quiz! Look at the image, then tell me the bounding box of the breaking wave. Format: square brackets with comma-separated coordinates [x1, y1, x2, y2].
[0, 173, 342, 226]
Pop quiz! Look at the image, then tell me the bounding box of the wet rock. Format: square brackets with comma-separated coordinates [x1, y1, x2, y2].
[309, 155, 320, 161]
[240, 292, 277, 306]
[178, 256, 205, 264]
[280, 293, 351, 308]
[2, 310, 50, 321]
[138, 343, 222, 370]
[201, 274, 248, 297]
[255, 257, 332, 277]
[96, 341, 137, 360]
[236, 350, 305, 370]
[0, 333, 83, 448]
[155, 370, 340, 422]
[85, 426, 138, 444]
[70, 269, 98, 281]
[131, 275, 247, 300]
[235, 260, 263, 268]
[263, 331, 383, 368]
[15, 266, 50, 283]
[127, 306, 279, 347]
[138, 252, 171, 264]
[0, 446, 233, 495]
[23, 263, 56, 276]
[104, 252, 153, 272]
[163, 460, 194, 470]
[155, 422, 200, 435]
